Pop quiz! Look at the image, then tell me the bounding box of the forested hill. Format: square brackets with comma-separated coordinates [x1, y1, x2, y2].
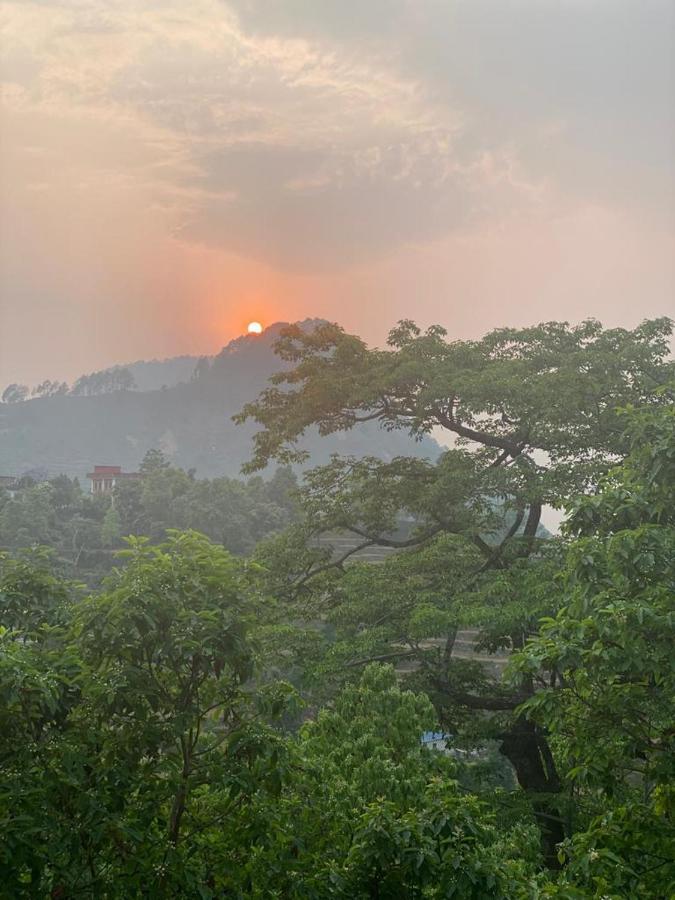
[0, 321, 440, 480]
[119, 355, 202, 392]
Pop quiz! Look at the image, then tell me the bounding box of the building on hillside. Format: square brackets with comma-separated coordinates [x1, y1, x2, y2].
[421, 731, 449, 752]
[420, 731, 485, 760]
[87, 465, 141, 496]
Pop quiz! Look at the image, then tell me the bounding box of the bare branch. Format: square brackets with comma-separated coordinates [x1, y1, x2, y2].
[346, 524, 443, 548]
[343, 650, 418, 669]
[432, 677, 528, 711]
[433, 406, 522, 456]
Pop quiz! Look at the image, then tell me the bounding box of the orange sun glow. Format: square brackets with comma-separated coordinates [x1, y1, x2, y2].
[247, 321, 263, 334]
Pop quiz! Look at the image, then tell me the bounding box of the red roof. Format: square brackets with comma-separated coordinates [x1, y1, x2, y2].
[87, 466, 141, 479]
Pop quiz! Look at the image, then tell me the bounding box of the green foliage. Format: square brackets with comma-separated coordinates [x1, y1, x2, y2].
[0, 477, 108, 580]
[0, 547, 74, 634]
[0, 482, 57, 547]
[213, 665, 540, 898]
[237, 317, 673, 489]
[514, 406, 675, 896]
[0, 533, 295, 897]
[2, 320, 673, 896]
[0, 540, 540, 899]
[236, 316, 673, 870]
[0, 465, 298, 584]
[121, 460, 299, 553]
[101, 504, 121, 547]
[139, 447, 172, 474]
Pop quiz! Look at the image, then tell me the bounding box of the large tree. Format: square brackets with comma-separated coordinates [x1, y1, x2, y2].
[0, 533, 293, 896]
[237, 317, 673, 865]
[513, 405, 675, 896]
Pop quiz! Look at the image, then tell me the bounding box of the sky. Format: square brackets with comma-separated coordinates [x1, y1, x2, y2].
[1, 0, 674, 387]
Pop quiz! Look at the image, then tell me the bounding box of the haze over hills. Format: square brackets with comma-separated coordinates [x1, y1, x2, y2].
[117, 355, 202, 392]
[0, 321, 440, 481]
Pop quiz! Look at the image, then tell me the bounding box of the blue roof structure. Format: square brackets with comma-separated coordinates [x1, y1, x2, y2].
[420, 731, 447, 744]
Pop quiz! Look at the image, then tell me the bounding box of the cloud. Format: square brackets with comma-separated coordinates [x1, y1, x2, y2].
[1, 0, 673, 386]
[226, 0, 675, 215]
[2, 0, 559, 271]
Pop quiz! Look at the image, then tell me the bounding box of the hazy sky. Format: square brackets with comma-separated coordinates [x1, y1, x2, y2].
[1, 0, 674, 386]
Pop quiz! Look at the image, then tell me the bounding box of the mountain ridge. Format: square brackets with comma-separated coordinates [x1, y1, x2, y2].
[0, 321, 440, 481]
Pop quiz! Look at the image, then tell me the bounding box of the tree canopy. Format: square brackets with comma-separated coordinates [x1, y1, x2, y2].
[0, 454, 299, 584]
[1, 317, 673, 897]
[237, 317, 674, 869]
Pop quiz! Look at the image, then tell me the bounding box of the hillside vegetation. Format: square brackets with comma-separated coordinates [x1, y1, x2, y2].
[0, 321, 439, 481]
[1, 317, 673, 898]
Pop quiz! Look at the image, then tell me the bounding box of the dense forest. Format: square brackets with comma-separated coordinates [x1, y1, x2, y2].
[1, 318, 673, 898]
[0, 452, 299, 585]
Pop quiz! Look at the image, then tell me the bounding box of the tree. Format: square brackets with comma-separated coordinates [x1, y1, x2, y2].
[31, 379, 68, 398]
[0, 547, 73, 634]
[100, 504, 121, 547]
[0, 551, 81, 891]
[139, 447, 171, 474]
[514, 405, 675, 897]
[118, 453, 298, 553]
[0, 459, 298, 585]
[48, 474, 81, 511]
[236, 317, 674, 866]
[0, 539, 541, 896]
[114, 475, 147, 537]
[1, 383, 29, 404]
[215, 664, 539, 897]
[265, 465, 298, 511]
[0, 482, 55, 547]
[0, 532, 293, 896]
[70, 366, 136, 396]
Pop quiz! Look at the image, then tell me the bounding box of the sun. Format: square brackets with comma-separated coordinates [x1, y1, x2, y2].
[247, 321, 263, 335]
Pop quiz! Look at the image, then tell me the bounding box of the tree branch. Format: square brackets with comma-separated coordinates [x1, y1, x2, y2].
[346, 524, 443, 548]
[433, 677, 528, 710]
[433, 407, 522, 455]
[291, 539, 376, 590]
[343, 650, 418, 669]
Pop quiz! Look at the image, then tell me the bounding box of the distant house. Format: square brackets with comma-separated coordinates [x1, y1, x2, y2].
[87, 465, 141, 496]
[420, 731, 485, 760]
[420, 731, 449, 752]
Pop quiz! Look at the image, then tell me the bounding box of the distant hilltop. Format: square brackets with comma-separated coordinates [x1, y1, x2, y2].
[0, 320, 440, 481]
[1, 320, 330, 402]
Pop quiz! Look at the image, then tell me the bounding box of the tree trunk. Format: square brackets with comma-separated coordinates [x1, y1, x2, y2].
[498, 716, 565, 869]
[169, 737, 192, 847]
[168, 782, 188, 847]
[443, 626, 458, 665]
